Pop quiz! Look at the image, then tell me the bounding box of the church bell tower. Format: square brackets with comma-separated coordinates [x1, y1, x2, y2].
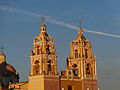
[61, 28, 97, 90]
[66, 29, 97, 78]
[28, 19, 60, 90]
[30, 22, 57, 76]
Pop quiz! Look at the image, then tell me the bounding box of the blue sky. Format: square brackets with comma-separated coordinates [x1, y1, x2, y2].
[0, 0, 120, 90]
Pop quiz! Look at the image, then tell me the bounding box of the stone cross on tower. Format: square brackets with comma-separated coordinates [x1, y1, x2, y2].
[79, 20, 82, 29]
[79, 20, 86, 29]
[40, 16, 47, 33]
[40, 16, 46, 24]
[0, 46, 4, 53]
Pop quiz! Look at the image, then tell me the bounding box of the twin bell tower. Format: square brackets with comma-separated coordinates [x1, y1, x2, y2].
[28, 18, 97, 90]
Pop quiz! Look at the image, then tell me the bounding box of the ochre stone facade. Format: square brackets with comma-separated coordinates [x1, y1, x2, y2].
[8, 22, 98, 90]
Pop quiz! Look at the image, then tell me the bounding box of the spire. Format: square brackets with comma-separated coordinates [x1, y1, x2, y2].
[40, 16, 46, 33]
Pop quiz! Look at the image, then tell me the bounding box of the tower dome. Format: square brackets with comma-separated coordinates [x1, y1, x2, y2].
[0, 62, 16, 75]
[6, 64, 16, 73]
[0, 49, 19, 88]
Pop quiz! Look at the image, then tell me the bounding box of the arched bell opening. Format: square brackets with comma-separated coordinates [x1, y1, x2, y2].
[72, 64, 78, 76]
[47, 60, 54, 74]
[37, 46, 40, 55]
[33, 60, 40, 75]
[86, 63, 93, 77]
[75, 50, 78, 58]
[85, 49, 88, 58]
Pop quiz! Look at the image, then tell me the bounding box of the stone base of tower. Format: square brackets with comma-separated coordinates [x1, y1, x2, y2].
[28, 75, 60, 90]
[82, 78, 97, 90]
[60, 76, 97, 90]
[60, 76, 82, 90]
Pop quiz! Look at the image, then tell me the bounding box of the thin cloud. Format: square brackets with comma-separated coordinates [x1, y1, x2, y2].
[0, 5, 120, 38]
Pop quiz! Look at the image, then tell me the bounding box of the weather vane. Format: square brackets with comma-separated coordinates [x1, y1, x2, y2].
[40, 16, 46, 24]
[0, 46, 4, 53]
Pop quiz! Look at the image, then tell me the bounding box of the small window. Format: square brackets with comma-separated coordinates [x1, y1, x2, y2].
[75, 50, 78, 58]
[43, 28, 44, 31]
[87, 87, 90, 90]
[76, 42, 78, 45]
[86, 64, 91, 77]
[68, 86, 72, 90]
[85, 49, 88, 58]
[73, 69, 78, 76]
[36, 39, 38, 42]
[37, 46, 39, 54]
[72, 42, 75, 45]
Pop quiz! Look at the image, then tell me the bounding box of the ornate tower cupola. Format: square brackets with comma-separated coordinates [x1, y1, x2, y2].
[30, 20, 58, 76]
[65, 28, 97, 78]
